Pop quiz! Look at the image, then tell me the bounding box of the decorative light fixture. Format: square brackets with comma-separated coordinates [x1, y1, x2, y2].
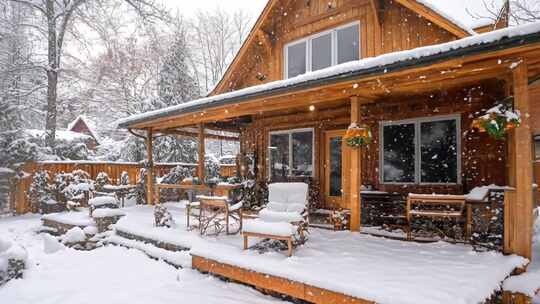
[309, 105, 316, 111]
[344, 123, 372, 148]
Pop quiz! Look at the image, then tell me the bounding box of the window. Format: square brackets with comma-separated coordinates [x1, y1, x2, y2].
[285, 22, 360, 78]
[269, 128, 314, 179]
[381, 116, 460, 184]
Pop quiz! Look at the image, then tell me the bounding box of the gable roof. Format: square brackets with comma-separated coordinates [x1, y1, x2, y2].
[67, 115, 100, 143]
[211, 0, 507, 96]
[117, 21, 540, 130]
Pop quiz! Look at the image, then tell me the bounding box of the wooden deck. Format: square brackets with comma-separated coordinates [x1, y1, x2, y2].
[191, 255, 374, 304]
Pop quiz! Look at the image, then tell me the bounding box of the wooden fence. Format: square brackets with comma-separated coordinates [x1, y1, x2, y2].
[9, 161, 237, 214]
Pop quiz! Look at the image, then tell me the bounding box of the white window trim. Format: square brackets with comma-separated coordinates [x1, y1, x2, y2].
[268, 127, 315, 178]
[379, 115, 462, 185]
[284, 21, 360, 79]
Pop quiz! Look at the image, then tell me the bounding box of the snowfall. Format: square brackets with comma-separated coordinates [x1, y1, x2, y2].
[0, 203, 539, 304]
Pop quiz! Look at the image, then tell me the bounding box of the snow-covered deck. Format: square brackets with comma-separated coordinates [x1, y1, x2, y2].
[109, 203, 529, 304]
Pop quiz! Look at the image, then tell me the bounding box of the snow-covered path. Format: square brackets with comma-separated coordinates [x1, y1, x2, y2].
[0, 215, 287, 304]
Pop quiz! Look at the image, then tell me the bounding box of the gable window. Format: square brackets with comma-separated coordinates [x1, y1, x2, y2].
[269, 128, 314, 179]
[380, 116, 460, 184]
[285, 22, 360, 79]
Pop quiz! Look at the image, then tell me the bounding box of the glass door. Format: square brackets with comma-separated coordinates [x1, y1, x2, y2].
[324, 130, 349, 209]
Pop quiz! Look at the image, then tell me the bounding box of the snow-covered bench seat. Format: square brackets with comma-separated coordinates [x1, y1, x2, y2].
[88, 196, 119, 216]
[242, 182, 308, 256]
[242, 219, 296, 256]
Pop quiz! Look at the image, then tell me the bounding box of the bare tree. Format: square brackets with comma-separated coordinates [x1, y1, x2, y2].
[6, 0, 167, 147]
[474, 0, 540, 27]
[188, 7, 252, 93]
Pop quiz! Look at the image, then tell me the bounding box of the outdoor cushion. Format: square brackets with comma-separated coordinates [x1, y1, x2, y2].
[242, 219, 295, 237]
[268, 183, 309, 205]
[259, 209, 304, 223]
[286, 203, 305, 213]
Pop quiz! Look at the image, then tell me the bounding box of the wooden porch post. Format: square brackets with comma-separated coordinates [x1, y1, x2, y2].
[349, 97, 363, 231]
[146, 129, 154, 205]
[198, 124, 205, 181]
[505, 60, 534, 263]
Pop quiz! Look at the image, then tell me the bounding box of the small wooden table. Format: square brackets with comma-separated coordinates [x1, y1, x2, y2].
[102, 185, 137, 207]
[155, 183, 242, 204]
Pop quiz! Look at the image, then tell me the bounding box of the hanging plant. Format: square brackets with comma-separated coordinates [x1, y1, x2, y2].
[471, 104, 521, 140]
[344, 123, 372, 148]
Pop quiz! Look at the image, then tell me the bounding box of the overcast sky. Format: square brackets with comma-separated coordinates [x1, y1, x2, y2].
[162, 0, 268, 17]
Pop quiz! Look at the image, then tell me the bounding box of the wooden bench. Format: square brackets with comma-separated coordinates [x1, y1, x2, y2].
[406, 194, 466, 240]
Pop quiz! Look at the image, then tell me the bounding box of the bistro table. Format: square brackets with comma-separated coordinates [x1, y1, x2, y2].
[101, 184, 137, 207]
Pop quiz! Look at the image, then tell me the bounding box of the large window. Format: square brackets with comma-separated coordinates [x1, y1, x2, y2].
[269, 128, 314, 179]
[380, 116, 460, 184]
[285, 22, 360, 78]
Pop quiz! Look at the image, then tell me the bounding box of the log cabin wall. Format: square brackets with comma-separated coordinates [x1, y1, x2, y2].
[215, 0, 458, 94]
[239, 80, 508, 208]
[360, 80, 507, 196]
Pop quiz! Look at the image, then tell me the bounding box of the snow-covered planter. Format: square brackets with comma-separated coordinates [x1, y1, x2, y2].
[89, 196, 119, 216]
[0, 238, 27, 285]
[154, 205, 174, 228]
[472, 104, 521, 140]
[344, 123, 372, 148]
[330, 209, 350, 231]
[92, 209, 125, 233]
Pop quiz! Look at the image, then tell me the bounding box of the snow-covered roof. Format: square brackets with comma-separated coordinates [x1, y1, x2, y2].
[417, 0, 506, 33]
[67, 115, 100, 142]
[117, 21, 540, 129]
[25, 129, 92, 142]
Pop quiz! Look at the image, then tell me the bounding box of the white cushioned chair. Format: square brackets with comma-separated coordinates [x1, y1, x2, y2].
[242, 182, 309, 256]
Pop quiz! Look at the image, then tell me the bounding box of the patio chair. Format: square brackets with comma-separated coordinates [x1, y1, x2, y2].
[242, 182, 309, 257]
[197, 195, 243, 235]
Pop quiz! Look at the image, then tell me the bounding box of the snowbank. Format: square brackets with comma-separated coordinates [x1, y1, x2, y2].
[61, 227, 87, 243]
[92, 208, 125, 218]
[42, 212, 95, 227]
[89, 197, 117, 207]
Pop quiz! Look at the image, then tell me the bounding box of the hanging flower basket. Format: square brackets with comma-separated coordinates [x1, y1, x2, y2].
[471, 104, 521, 140]
[344, 123, 372, 148]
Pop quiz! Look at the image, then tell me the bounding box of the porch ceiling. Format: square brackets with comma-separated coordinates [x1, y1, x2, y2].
[119, 25, 540, 131]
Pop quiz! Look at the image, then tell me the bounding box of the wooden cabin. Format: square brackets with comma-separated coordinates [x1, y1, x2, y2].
[67, 115, 100, 149]
[119, 0, 539, 278]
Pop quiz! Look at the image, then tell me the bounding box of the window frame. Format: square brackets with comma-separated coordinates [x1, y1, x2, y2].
[284, 21, 360, 79]
[268, 127, 315, 179]
[379, 115, 462, 185]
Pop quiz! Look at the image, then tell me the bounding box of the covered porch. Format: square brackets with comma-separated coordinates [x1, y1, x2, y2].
[117, 24, 540, 302]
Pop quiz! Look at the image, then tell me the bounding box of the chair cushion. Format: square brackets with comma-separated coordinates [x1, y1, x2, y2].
[268, 182, 309, 205]
[286, 203, 305, 213]
[243, 219, 295, 237]
[259, 208, 304, 223]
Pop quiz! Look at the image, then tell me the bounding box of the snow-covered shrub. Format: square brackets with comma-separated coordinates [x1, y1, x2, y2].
[204, 155, 221, 182]
[95, 172, 111, 192]
[119, 171, 130, 185]
[54, 142, 89, 160]
[241, 180, 268, 211]
[161, 165, 193, 184]
[62, 170, 93, 206]
[0, 237, 27, 285]
[134, 168, 147, 205]
[61, 227, 87, 244]
[28, 171, 55, 213]
[154, 205, 174, 228]
[0, 133, 39, 168]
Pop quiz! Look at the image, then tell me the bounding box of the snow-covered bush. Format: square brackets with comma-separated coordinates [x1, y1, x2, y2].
[62, 170, 94, 206]
[161, 165, 193, 184]
[0, 131, 39, 168]
[95, 172, 112, 192]
[205, 155, 221, 182]
[241, 180, 268, 211]
[119, 171, 129, 185]
[154, 205, 174, 228]
[134, 168, 147, 205]
[0, 237, 27, 285]
[28, 171, 55, 213]
[54, 142, 89, 160]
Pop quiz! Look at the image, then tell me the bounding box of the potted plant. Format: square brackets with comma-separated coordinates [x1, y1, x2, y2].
[472, 104, 521, 140]
[344, 123, 372, 148]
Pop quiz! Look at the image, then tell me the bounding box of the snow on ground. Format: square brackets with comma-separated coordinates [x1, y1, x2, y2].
[115, 204, 527, 304]
[503, 207, 540, 301]
[1, 205, 536, 304]
[0, 212, 286, 304]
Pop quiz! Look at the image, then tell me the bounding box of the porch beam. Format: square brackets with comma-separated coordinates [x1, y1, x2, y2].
[349, 97, 373, 231]
[198, 124, 206, 181]
[158, 129, 240, 142]
[505, 60, 534, 263]
[146, 129, 154, 205]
